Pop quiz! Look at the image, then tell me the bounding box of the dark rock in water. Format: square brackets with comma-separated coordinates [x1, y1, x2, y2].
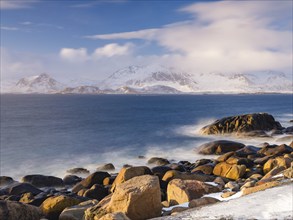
[191, 163, 215, 175]
[2, 183, 42, 196]
[83, 184, 109, 200]
[96, 163, 115, 171]
[21, 175, 64, 188]
[198, 140, 245, 155]
[290, 120, 293, 123]
[200, 113, 283, 135]
[19, 192, 49, 207]
[217, 152, 235, 162]
[276, 135, 293, 143]
[235, 145, 261, 157]
[0, 176, 14, 187]
[284, 126, 293, 134]
[123, 164, 133, 168]
[162, 170, 215, 183]
[72, 172, 110, 193]
[168, 163, 186, 172]
[63, 175, 82, 185]
[257, 144, 293, 156]
[226, 156, 254, 168]
[148, 157, 170, 166]
[193, 159, 214, 168]
[236, 130, 270, 138]
[0, 200, 42, 220]
[138, 155, 145, 159]
[67, 167, 90, 175]
[271, 129, 284, 135]
[151, 166, 172, 177]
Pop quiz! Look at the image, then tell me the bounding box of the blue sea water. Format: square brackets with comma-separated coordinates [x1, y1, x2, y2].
[0, 94, 292, 179]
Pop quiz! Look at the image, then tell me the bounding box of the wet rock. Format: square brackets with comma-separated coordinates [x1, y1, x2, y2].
[213, 162, 246, 180]
[168, 163, 186, 172]
[72, 172, 110, 193]
[258, 144, 293, 156]
[226, 156, 254, 167]
[200, 113, 283, 135]
[103, 176, 116, 186]
[41, 195, 82, 219]
[83, 184, 109, 201]
[254, 155, 272, 165]
[284, 126, 293, 134]
[151, 166, 172, 177]
[63, 175, 82, 185]
[198, 140, 245, 155]
[67, 168, 90, 175]
[0, 200, 42, 220]
[19, 192, 48, 206]
[110, 166, 152, 192]
[99, 212, 130, 220]
[0, 176, 14, 187]
[261, 166, 286, 180]
[188, 197, 219, 208]
[97, 163, 115, 171]
[5, 183, 42, 196]
[167, 179, 220, 205]
[191, 163, 214, 175]
[216, 152, 235, 162]
[235, 145, 261, 157]
[148, 157, 170, 166]
[263, 156, 292, 174]
[162, 170, 215, 183]
[21, 175, 64, 188]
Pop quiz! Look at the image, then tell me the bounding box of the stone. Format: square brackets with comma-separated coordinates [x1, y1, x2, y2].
[276, 135, 293, 143]
[21, 175, 64, 188]
[5, 183, 42, 196]
[72, 172, 111, 193]
[40, 195, 82, 219]
[110, 166, 152, 192]
[99, 212, 130, 220]
[254, 156, 272, 165]
[151, 166, 172, 178]
[67, 168, 90, 175]
[148, 157, 170, 166]
[258, 144, 293, 156]
[284, 126, 293, 134]
[221, 191, 236, 198]
[188, 197, 219, 208]
[59, 200, 99, 220]
[198, 140, 245, 155]
[162, 170, 215, 183]
[216, 152, 235, 162]
[0, 200, 42, 220]
[225, 181, 239, 191]
[240, 181, 256, 190]
[170, 207, 189, 215]
[63, 175, 82, 185]
[168, 163, 186, 172]
[283, 166, 293, 178]
[167, 179, 220, 205]
[261, 166, 286, 180]
[85, 175, 162, 220]
[83, 184, 109, 200]
[0, 176, 14, 187]
[226, 156, 254, 167]
[96, 164, 115, 171]
[200, 113, 283, 135]
[213, 162, 246, 180]
[263, 156, 292, 174]
[235, 145, 261, 157]
[242, 181, 281, 195]
[103, 176, 116, 186]
[191, 163, 214, 175]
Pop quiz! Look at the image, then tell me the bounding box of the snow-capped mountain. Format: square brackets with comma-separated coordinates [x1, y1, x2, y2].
[101, 65, 198, 93]
[10, 73, 65, 93]
[1, 66, 292, 94]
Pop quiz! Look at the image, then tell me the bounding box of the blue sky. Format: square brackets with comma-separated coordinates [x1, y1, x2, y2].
[1, 0, 292, 81]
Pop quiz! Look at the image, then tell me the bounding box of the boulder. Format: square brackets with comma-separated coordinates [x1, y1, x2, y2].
[225, 156, 254, 167]
[110, 166, 152, 192]
[213, 162, 246, 180]
[59, 200, 99, 220]
[0, 200, 42, 220]
[276, 135, 293, 143]
[96, 164, 115, 171]
[151, 166, 172, 178]
[66, 168, 90, 175]
[21, 175, 64, 188]
[63, 175, 82, 185]
[5, 183, 42, 196]
[198, 140, 245, 155]
[83, 184, 109, 200]
[284, 126, 293, 134]
[148, 157, 170, 166]
[19, 192, 48, 206]
[258, 144, 293, 156]
[200, 113, 283, 135]
[85, 175, 162, 220]
[221, 191, 236, 198]
[263, 156, 292, 174]
[235, 145, 261, 157]
[242, 181, 280, 195]
[188, 197, 219, 208]
[216, 152, 235, 162]
[99, 212, 130, 220]
[0, 176, 14, 187]
[41, 195, 82, 219]
[162, 170, 215, 183]
[191, 163, 214, 175]
[72, 172, 110, 193]
[167, 179, 220, 205]
[261, 166, 286, 180]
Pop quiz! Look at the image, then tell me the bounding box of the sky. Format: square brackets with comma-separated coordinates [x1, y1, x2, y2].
[0, 0, 292, 82]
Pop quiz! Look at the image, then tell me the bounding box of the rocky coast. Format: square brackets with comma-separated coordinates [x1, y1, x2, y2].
[0, 113, 292, 220]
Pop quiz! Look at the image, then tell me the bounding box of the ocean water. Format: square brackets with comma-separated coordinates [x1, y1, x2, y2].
[0, 94, 292, 179]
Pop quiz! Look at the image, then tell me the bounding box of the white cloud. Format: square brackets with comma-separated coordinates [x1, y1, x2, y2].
[60, 48, 88, 62]
[20, 21, 33, 25]
[0, 0, 39, 10]
[0, 26, 19, 31]
[93, 43, 133, 57]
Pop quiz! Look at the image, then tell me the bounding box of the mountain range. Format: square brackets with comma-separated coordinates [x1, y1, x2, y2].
[1, 65, 292, 94]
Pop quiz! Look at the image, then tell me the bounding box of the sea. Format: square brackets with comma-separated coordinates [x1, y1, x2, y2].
[0, 94, 292, 180]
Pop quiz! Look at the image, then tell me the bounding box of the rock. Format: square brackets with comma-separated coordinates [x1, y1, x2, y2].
[225, 181, 240, 191]
[198, 140, 245, 155]
[162, 170, 215, 183]
[290, 141, 293, 148]
[188, 197, 219, 208]
[261, 166, 286, 180]
[213, 162, 246, 180]
[249, 173, 263, 181]
[59, 200, 99, 220]
[41, 195, 82, 219]
[167, 179, 220, 205]
[0, 200, 42, 220]
[263, 156, 292, 174]
[151, 166, 172, 178]
[103, 176, 116, 186]
[276, 135, 293, 143]
[170, 207, 189, 215]
[4, 183, 43, 196]
[240, 180, 256, 190]
[283, 166, 293, 178]
[19, 192, 48, 206]
[284, 126, 293, 134]
[226, 156, 254, 167]
[67, 168, 90, 175]
[63, 175, 82, 185]
[83, 184, 109, 200]
[96, 164, 115, 171]
[85, 175, 162, 220]
[213, 177, 226, 188]
[216, 152, 235, 162]
[236, 130, 270, 138]
[110, 166, 152, 192]
[258, 144, 293, 156]
[242, 181, 281, 195]
[72, 172, 111, 193]
[191, 163, 214, 175]
[148, 157, 170, 166]
[0, 176, 14, 187]
[254, 155, 272, 165]
[161, 201, 169, 207]
[200, 113, 283, 135]
[168, 163, 186, 172]
[235, 145, 261, 157]
[21, 175, 64, 188]
[99, 212, 131, 220]
[221, 191, 236, 198]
